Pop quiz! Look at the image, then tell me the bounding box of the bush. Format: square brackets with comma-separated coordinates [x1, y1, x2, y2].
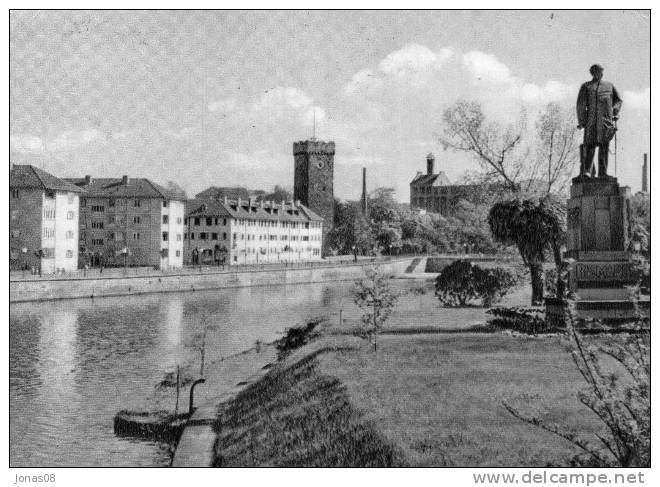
[275, 317, 324, 360]
[486, 306, 558, 334]
[434, 260, 518, 307]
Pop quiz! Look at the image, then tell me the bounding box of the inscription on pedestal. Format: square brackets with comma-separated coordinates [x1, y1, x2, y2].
[575, 262, 635, 282]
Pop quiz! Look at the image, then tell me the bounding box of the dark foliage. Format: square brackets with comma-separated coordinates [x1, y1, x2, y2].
[486, 306, 558, 334]
[275, 318, 324, 360]
[434, 260, 518, 307]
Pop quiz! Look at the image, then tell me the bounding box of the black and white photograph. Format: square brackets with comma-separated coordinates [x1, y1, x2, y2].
[7, 7, 652, 481]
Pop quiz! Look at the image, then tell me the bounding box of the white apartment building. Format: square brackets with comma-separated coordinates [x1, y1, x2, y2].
[10, 165, 83, 273]
[184, 198, 323, 265]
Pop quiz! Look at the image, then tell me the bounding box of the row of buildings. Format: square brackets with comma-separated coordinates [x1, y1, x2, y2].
[10, 145, 329, 273]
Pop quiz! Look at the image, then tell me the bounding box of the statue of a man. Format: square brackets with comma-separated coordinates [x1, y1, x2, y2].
[576, 64, 622, 177]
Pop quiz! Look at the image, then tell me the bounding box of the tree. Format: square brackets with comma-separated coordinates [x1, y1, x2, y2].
[185, 311, 219, 377]
[529, 103, 579, 195]
[488, 198, 565, 305]
[368, 187, 400, 225]
[440, 100, 526, 191]
[353, 266, 398, 352]
[630, 192, 650, 257]
[263, 185, 292, 203]
[166, 181, 187, 199]
[328, 201, 375, 255]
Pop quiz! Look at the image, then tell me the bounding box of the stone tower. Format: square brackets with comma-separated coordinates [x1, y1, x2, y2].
[293, 139, 335, 255]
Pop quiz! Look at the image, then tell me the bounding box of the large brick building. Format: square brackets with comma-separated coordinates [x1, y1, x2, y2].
[293, 139, 334, 255]
[10, 165, 83, 273]
[410, 153, 509, 216]
[66, 175, 185, 269]
[184, 197, 323, 265]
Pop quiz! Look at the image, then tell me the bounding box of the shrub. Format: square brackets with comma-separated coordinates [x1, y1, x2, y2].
[486, 306, 557, 334]
[434, 260, 518, 307]
[276, 317, 324, 360]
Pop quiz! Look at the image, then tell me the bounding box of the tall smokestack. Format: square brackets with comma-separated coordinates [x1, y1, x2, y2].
[426, 153, 435, 175]
[642, 153, 648, 193]
[361, 167, 368, 216]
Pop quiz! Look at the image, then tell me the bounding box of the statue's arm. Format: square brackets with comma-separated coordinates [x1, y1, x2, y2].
[576, 83, 588, 128]
[612, 85, 623, 118]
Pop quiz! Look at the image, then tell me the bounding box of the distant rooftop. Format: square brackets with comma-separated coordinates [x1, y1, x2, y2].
[186, 198, 324, 223]
[10, 165, 85, 193]
[65, 176, 185, 200]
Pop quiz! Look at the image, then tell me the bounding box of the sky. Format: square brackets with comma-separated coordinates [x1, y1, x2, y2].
[10, 10, 650, 201]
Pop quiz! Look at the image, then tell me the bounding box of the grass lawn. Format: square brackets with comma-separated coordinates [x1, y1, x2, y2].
[212, 332, 614, 467]
[319, 333, 605, 467]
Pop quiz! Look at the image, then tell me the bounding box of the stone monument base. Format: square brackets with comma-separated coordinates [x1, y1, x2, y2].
[545, 175, 646, 327]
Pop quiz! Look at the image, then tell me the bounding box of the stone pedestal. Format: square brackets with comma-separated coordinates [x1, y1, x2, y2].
[549, 176, 645, 324]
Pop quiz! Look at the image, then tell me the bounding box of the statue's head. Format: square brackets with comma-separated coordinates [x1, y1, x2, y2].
[589, 64, 604, 80]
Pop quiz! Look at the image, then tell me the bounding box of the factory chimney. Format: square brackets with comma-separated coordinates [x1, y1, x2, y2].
[642, 153, 649, 193]
[361, 167, 368, 216]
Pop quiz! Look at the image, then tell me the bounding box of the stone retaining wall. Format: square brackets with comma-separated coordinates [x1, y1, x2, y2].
[10, 258, 413, 303]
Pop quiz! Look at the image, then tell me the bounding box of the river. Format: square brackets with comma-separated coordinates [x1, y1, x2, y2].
[10, 281, 387, 467]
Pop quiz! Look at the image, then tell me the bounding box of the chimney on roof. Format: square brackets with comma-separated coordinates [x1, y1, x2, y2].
[122, 175, 128, 186]
[237, 196, 241, 206]
[224, 195, 228, 204]
[426, 153, 435, 176]
[85, 175, 92, 185]
[260, 199, 264, 208]
[642, 153, 649, 193]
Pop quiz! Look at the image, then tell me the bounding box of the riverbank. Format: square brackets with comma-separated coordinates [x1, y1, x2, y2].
[206, 333, 608, 467]
[10, 257, 413, 302]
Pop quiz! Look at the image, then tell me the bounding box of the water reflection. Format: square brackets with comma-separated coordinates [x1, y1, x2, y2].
[10, 282, 364, 467]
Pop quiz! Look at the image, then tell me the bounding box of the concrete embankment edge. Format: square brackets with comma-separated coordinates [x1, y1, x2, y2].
[10, 259, 414, 303]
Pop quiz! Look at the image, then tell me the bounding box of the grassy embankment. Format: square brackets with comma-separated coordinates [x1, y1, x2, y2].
[212, 332, 609, 467]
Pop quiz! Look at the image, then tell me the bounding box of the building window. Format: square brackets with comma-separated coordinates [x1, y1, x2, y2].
[161, 249, 169, 257]
[133, 233, 140, 240]
[66, 250, 74, 258]
[206, 217, 212, 226]
[163, 200, 168, 208]
[91, 205, 104, 212]
[223, 232, 227, 240]
[133, 216, 141, 224]
[11, 189, 19, 199]
[214, 217, 218, 225]
[67, 211, 75, 220]
[212, 233, 218, 240]
[162, 232, 169, 241]
[176, 250, 180, 257]
[223, 218, 227, 225]
[134, 199, 141, 207]
[163, 215, 169, 224]
[92, 238, 104, 245]
[66, 230, 74, 239]
[177, 217, 182, 224]
[80, 198, 86, 207]
[176, 234, 182, 241]
[109, 199, 115, 207]
[91, 221, 104, 229]
[200, 232, 207, 240]
[194, 217, 200, 226]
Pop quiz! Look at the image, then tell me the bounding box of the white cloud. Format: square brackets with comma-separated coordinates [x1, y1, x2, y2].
[10, 129, 105, 153]
[344, 45, 454, 96]
[208, 97, 238, 113]
[343, 69, 383, 96]
[623, 87, 650, 111]
[462, 50, 512, 84]
[379, 44, 453, 78]
[10, 135, 44, 153]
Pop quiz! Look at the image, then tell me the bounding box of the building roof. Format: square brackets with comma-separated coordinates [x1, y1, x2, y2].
[10, 165, 86, 193]
[410, 171, 452, 186]
[65, 176, 185, 200]
[186, 198, 324, 223]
